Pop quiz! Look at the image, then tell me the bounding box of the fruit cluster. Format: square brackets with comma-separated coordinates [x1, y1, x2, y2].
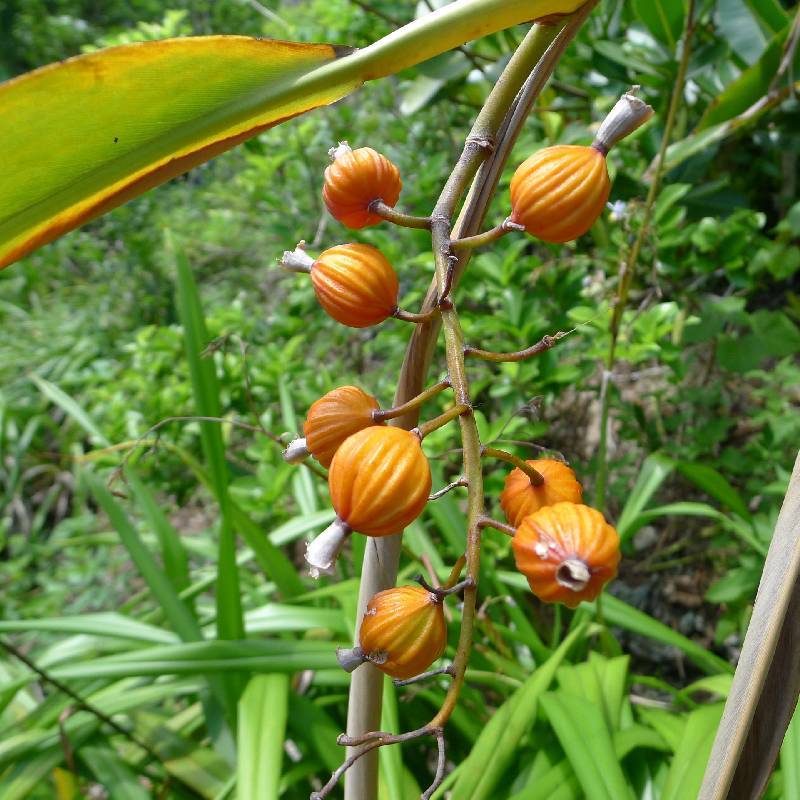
[279, 88, 652, 794]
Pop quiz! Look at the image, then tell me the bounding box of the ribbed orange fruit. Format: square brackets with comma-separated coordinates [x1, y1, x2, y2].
[509, 145, 611, 243]
[500, 459, 583, 528]
[328, 426, 431, 537]
[359, 586, 447, 679]
[303, 386, 382, 468]
[310, 243, 398, 328]
[512, 502, 620, 608]
[323, 146, 402, 229]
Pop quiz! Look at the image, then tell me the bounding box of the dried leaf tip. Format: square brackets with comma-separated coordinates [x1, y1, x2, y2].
[592, 87, 654, 155]
[305, 518, 351, 579]
[328, 141, 353, 161]
[282, 437, 309, 464]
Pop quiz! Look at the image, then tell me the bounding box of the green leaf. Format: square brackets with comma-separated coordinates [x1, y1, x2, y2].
[540, 691, 633, 800]
[616, 454, 674, 542]
[741, 0, 788, 34]
[632, 0, 684, 49]
[781, 701, 800, 799]
[675, 461, 751, 521]
[661, 704, 724, 800]
[0, 0, 586, 268]
[172, 240, 245, 712]
[0, 613, 177, 644]
[451, 624, 588, 800]
[83, 472, 202, 644]
[30, 374, 109, 446]
[237, 674, 290, 800]
[698, 25, 792, 130]
[126, 470, 192, 594]
[47, 640, 340, 680]
[79, 746, 150, 800]
[716, 0, 768, 65]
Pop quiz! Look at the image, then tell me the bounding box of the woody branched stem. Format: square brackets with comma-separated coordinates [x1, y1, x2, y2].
[322, 6, 600, 800]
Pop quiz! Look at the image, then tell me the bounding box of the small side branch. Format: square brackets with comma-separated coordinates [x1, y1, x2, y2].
[416, 574, 475, 598]
[482, 446, 544, 486]
[373, 378, 451, 423]
[369, 200, 432, 229]
[450, 217, 524, 250]
[393, 666, 455, 687]
[415, 403, 471, 439]
[393, 306, 441, 324]
[312, 726, 442, 800]
[477, 515, 516, 537]
[429, 477, 468, 500]
[464, 331, 568, 363]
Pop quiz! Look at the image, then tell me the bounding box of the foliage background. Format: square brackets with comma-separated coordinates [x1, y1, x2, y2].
[1, 0, 799, 798]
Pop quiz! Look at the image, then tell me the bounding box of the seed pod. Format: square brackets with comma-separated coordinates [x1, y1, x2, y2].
[500, 459, 583, 528]
[305, 426, 431, 577]
[512, 502, 620, 608]
[338, 586, 447, 679]
[303, 386, 381, 467]
[510, 90, 653, 243]
[310, 243, 399, 328]
[323, 143, 402, 229]
[331, 426, 430, 536]
[509, 145, 611, 243]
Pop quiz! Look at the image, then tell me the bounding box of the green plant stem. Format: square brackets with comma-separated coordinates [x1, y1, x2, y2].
[393, 306, 441, 324]
[464, 330, 567, 362]
[373, 378, 451, 423]
[369, 200, 432, 229]
[416, 403, 471, 438]
[482, 446, 545, 485]
[342, 11, 597, 799]
[593, 0, 696, 512]
[450, 219, 523, 250]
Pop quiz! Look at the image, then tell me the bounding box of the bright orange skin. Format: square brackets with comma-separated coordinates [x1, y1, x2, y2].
[323, 146, 402, 229]
[512, 502, 620, 609]
[328, 426, 431, 537]
[303, 386, 382, 468]
[310, 243, 399, 328]
[500, 459, 583, 528]
[359, 586, 446, 679]
[510, 145, 611, 243]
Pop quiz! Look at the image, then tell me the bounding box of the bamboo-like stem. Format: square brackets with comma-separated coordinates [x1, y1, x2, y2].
[342, 12, 595, 798]
[369, 200, 432, 229]
[416, 403, 471, 438]
[482, 446, 545, 485]
[465, 330, 568, 362]
[450, 218, 524, 250]
[373, 378, 451, 423]
[593, 0, 695, 511]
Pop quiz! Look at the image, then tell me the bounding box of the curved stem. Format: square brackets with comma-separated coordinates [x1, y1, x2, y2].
[482, 446, 545, 486]
[373, 378, 451, 423]
[393, 306, 441, 324]
[593, 0, 695, 511]
[478, 515, 516, 537]
[342, 13, 595, 798]
[465, 330, 567, 362]
[450, 218, 524, 250]
[369, 200, 432, 229]
[416, 403, 471, 438]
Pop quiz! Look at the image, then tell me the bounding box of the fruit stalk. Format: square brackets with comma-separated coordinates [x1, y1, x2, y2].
[342, 8, 598, 798]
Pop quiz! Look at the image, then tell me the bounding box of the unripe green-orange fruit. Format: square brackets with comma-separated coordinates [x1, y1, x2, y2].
[310, 243, 399, 328]
[358, 586, 447, 679]
[500, 459, 583, 528]
[303, 386, 381, 468]
[323, 146, 402, 229]
[512, 502, 620, 608]
[328, 426, 431, 537]
[509, 145, 611, 243]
